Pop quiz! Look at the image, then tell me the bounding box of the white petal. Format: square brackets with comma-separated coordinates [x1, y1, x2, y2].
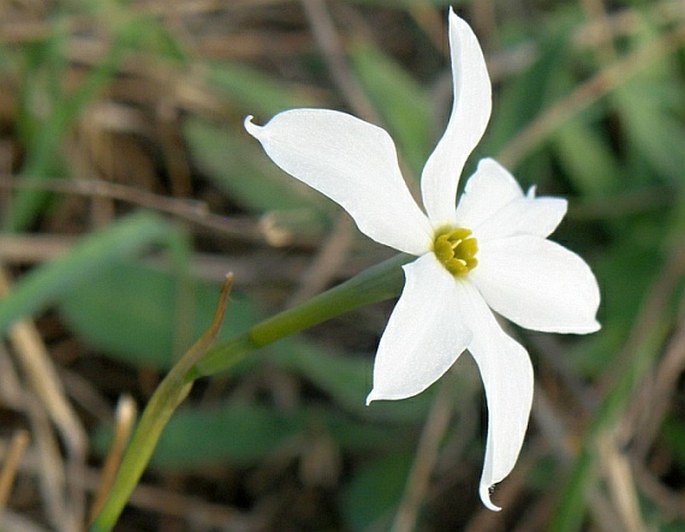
[455, 158, 523, 229]
[454, 280, 533, 511]
[421, 10, 492, 227]
[367, 253, 471, 403]
[472, 236, 601, 333]
[245, 110, 432, 255]
[456, 159, 567, 241]
[475, 197, 568, 241]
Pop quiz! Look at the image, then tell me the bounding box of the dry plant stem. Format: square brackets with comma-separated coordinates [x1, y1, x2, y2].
[596, 432, 645, 532]
[89, 395, 137, 523]
[580, 0, 617, 61]
[26, 393, 70, 530]
[0, 430, 30, 515]
[0, 266, 87, 530]
[0, 438, 261, 530]
[392, 377, 454, 532]
[286, 215, 353, 307]
[628, 310, 685, 459]
[90, 273, 234, 531]
[600, 247, 685, 394]
[551, 247, 685, 531]
[409, 6, 448, 55]
[0, 175, 263, 241]
[300, 0, 381, 124]
[632, 460, 685, 519]
[498, 23, 685, 168]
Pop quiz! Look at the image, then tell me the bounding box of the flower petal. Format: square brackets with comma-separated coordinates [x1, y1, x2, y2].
[367, 253, 471, 403]
[245, 110, 432, 255]
[456, 159, 566, 241]
[455, 158, 523, 228]
[472, 236, 601, 333]
[475, 196, 567, 241]
[454, 280, 533, 511]
[421, 9, 492, 227]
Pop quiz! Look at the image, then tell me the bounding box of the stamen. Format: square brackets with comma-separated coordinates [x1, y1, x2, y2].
[432, 226, 479, 277]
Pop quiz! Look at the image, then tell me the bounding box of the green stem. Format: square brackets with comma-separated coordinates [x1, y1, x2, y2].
[90, 275, 235, 531]
[90, 253, 411, 530]
[191, 253, 411, 379]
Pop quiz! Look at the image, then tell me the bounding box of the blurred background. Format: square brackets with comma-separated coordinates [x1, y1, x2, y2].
[0, 0, 684, 530]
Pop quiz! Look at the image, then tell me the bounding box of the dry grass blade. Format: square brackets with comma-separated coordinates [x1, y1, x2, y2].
[286, 215, 353, 307]
[597, 431, 645, 532]
[0, 430, 30, 516]
[0, 175, 264, 241]
[392, 376, 454, 532]
[0, 267, 87, 531]
[626, 312, 685, 459]
[89, 395, 137, 524]
[300, 0, 380, 123]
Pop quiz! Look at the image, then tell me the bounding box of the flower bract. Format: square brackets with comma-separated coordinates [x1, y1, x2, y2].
[245, 8, 600, 511]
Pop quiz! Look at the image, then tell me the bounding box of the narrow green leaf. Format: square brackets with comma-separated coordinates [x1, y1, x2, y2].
[6, 18, 143, 231]
[0, 212, 177, 335]
[59, 261, 257, 370]
[205, 62, 316, 117]
[184, 117, 330, 217]
[553, 120, 620, 197]
[350, 42, 432, 177]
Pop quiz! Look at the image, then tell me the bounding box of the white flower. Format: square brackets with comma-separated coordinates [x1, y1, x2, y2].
[244, 8, 600, 511]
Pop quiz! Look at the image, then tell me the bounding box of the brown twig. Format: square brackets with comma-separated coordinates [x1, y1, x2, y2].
[0, 174, 263, 241]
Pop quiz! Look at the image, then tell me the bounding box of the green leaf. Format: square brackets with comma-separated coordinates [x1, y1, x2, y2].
[7, 18, 142, 231]
[205, 62, 316, 117]
[341, 451, 413, 531]
[276, 344, 432, 423]
[612, 82, 685, 185]
[93, 401, 396, 472]
[0, 212, 178, 336]
[59, 260, 257, 370]
[350, 42, 432, 177]
[151, 403, 300, 469]
[553, 120, 620, 196]
[184, 117, 331, 220]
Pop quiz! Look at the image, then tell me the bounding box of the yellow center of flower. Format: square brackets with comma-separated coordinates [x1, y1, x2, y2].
[432, 226, 478, 276]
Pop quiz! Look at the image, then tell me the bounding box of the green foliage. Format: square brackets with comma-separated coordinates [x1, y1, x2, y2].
[4, 1, 685, 529]
[59, 260, 257, 370]
[341, 451, 413, 531]
[350, 42, 433, 177]
[184, 117, 330, 216]
[0, 213, 180, 336]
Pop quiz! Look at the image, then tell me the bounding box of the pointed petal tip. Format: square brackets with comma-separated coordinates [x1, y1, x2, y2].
[365, 389, 401, 405]
[243, 114, 259, 136]
[479, 483, 502, 512]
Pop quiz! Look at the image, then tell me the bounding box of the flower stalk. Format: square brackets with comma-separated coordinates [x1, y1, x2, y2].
[90, 274, 235, 531]
[191, 253, 410, 379]
[90, 254, 410, 530]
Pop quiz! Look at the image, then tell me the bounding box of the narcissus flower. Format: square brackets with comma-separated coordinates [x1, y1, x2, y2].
[245, 8, 600, 510]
